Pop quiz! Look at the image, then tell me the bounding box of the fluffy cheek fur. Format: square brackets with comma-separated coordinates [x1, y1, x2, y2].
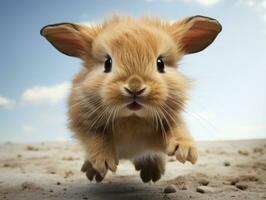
[157, 68, 190, 129]
[68, 67, 110, 134]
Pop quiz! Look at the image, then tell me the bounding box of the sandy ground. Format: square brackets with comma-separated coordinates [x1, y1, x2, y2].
[0, 139, 265, 200]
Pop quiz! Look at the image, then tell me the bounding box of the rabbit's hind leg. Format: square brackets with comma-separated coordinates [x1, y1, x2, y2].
[133, 153, 166, 183]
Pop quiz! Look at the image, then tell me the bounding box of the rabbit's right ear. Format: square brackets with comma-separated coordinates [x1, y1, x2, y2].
[171, 16, 222, 54]
[40, 23, 88, 58]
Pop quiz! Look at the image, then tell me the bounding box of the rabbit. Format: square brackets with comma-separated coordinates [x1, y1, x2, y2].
[40, 15, 222, 183]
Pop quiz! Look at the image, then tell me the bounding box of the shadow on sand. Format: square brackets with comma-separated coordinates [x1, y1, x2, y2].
[62, 177, 164, 200]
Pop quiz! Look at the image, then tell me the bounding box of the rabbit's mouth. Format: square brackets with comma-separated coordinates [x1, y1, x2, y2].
[127, 101, 142, 111]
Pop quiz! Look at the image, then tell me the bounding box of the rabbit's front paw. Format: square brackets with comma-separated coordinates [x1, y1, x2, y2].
[167, 139, 198, 164]
[81, 153, 118, 182]
[81, 160, 104, 182]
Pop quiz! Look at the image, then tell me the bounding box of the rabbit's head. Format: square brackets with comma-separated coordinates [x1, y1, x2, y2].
[41, 16, 221, 131]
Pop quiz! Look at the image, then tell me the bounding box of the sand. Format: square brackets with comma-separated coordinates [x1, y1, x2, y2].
[0, 139, 265, 200]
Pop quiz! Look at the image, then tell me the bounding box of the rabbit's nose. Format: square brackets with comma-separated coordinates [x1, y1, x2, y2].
[124, 87, 146, 96]
[126, 75, 143, 90]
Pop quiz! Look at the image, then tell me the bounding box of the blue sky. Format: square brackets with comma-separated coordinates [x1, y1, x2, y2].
[0, 0, 266, 142]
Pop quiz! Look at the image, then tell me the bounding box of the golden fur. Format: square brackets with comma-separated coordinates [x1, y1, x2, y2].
[41, 15, 222, 182]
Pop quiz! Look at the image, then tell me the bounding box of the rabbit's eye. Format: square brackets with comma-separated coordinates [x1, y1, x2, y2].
[157, 57, 165, 73]
[104, 56, 112, 73]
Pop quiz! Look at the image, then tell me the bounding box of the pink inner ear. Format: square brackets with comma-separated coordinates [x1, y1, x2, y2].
[179, 18, 221, 54]
[42, 25, 86, 57]
[50, 32, 85, 57]
[181, 28, 216, 53]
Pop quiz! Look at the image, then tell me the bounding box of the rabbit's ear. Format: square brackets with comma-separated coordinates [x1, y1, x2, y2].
[40, 23, 87, 58]
[172, 16, 222, 54]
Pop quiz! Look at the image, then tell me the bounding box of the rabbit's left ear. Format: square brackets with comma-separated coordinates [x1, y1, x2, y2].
[172, 16, 222, 54]
[40, 23, 87, 58]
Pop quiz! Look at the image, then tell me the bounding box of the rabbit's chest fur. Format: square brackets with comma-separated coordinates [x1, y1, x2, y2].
[113, 116, 165, 159]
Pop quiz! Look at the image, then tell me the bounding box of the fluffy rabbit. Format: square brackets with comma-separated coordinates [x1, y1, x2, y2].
[41, 15, 221, 182]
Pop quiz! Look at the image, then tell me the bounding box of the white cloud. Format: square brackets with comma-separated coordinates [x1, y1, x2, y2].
[262, 0, 266, 8]
[22, 125, 35, 133]
[239, 0, 255, 7]
[21, 82, 71, 105]
[0, 96, 15, 109]
[237, 0, 266, 22]
[1, 82, 71, 109]
[145, 0, 222, 6]
[194, 0, 221, 6]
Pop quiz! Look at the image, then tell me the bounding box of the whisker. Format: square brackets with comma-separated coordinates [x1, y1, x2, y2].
[183, 105, 221, 135]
